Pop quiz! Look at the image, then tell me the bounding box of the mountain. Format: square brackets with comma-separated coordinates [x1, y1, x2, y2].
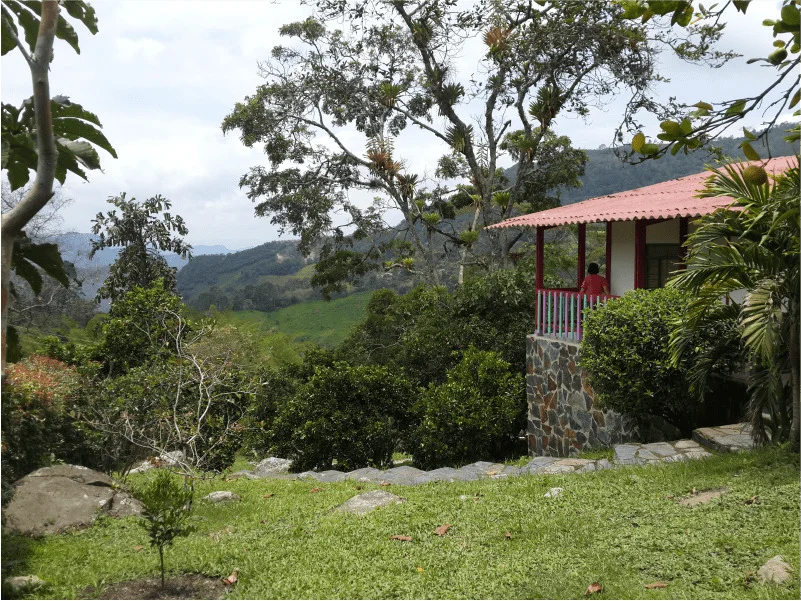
[176, 125, 801, 309]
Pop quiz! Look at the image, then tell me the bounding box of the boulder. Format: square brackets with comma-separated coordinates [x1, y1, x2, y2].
[2, 465, 143, 537]
[129, 450, 187, 474]
[335, 490, 405, 516]
[252, 457, 292, 477]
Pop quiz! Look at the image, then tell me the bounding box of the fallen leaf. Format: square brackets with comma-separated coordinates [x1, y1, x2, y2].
[310, 487, 322, 494]
[691, 487, 697, 495]
[505, 531, 512, 540]
[263, 493, 274, 498]
[134, 545, 144, 552]
[644, 582, 668, 589]
[584, 582, 602, 595]
[390, 535, 412, 541]
[416, 567, 424, 574]
[744, 496, 761, 505]
[434, 524, 451, 536]
[380, 481, 391, 487]
[222, 569, 239, 586]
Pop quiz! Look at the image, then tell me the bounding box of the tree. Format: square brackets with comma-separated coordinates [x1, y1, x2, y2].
[90, 193, 192, 302]
[621, 0, 800, 160]
[1, 0, 115, 372]
[223, 0, 667, 292]
[668, 160, 800, 449]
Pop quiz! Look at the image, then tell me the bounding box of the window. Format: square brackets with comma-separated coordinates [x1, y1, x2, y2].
[645, 244, 680, 289]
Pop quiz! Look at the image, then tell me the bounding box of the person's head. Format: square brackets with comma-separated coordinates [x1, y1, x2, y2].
[587, 262, 600, 275]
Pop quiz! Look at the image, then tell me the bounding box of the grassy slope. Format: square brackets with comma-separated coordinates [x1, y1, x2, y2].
[3, 450, 798, 599]
[217, 290, 372, 349]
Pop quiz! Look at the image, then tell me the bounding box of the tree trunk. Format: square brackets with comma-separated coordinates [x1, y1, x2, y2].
[1, 0, 60, 374]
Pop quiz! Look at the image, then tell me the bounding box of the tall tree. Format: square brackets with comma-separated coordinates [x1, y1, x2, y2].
[1, 0, 115, 371]
[223, 0, 668, 293]
[90, 193, 192, 302]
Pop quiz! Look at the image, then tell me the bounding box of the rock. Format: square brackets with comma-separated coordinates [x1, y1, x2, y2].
[757, 555, 792, 585]
[2, 465, 142, 537]
[203, 491, 240, 503]
[335, 490, 405, 516]
[252, 457, 293, 477]
[4, 575, 45, 594]
[544, 487, 564, 498]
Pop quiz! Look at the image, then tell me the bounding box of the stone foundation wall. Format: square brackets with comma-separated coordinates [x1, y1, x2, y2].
[526, 335, 638, 456]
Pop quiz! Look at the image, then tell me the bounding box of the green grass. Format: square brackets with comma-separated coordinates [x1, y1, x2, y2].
[217, 291, 372, 349]
[578, 447, 616, 461]
[2, 449, 798, 599]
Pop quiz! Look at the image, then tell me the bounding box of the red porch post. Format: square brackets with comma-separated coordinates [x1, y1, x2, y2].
[634, 219, 647, 289]
[536, 226, 544, 290]
[577, 223, 586, 288]
[605, 221, 613, 288]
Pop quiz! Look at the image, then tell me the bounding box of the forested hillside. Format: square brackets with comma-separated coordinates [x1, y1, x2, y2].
[177, 126, 798, 309]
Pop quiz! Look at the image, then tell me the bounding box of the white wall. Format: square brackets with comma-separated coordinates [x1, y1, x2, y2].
[610, 220, 635, 295]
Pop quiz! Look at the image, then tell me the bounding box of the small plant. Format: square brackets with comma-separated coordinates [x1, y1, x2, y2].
[136, 470, 194, 589]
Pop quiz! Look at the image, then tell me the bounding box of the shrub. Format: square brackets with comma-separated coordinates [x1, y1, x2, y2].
[580, 288, 703, 435]
[412, 348, 525, 469]
[1, 356, 97, 487]
[271, 362, 418, 471]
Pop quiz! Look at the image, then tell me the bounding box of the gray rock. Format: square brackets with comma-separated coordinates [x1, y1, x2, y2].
[757, 555, 793, 584]
[426, 467, 466, 482]
[2, 465, 142, 536]
[643, 442, 679, 457]
[203, 491, 240, 503]
[345, 467, 385, 483]
[253, 457, 293, 477]
[492, 466, 522, 478]
[673, 439, 701, 450]
[313, 470, 347, 483]
[335, 490, 405, 516]
[129, 450, 187, 474]
[4, 575, 45, 594]
[228, 470, 260, 480]
[380, 466, 432, 486]
[544, 487, 564, 498]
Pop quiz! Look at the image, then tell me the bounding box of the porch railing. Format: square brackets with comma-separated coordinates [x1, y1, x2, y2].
[535, 288, 618, 341]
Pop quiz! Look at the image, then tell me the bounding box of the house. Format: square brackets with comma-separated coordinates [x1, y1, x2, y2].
[488, 156, 797, 456]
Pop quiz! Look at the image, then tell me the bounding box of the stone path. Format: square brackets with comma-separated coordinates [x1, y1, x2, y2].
[230, 424, 750, 487]
[692, 423, 754, 453]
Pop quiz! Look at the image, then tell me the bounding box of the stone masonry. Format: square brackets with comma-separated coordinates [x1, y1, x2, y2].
[526, 335, 638, 456]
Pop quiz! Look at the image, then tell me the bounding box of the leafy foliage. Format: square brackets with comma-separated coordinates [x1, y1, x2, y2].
[91, 193, 192, 302]
[412, 348, 525, 469]
[135, 470, 194, 590]
[271, 362, 418, 471]
[668, 160, 800, 447]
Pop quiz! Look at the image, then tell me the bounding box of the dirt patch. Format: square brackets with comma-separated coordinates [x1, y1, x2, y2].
[678, 487, 728, 507]
[84, 574, 228, 600]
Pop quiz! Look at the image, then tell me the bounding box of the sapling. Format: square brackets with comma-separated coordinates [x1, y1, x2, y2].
[137, 470, 194, 589]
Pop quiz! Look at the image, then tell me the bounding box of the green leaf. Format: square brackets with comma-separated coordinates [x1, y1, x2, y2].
[692, 101, 713, 111]
[1, 137, 9, 169]
[725, 99, 747, 116]
[733, 0, 750, 13]
[1, 6, 19, 55]
[740, 141, 761, 161]
[743, 127, 756, 140]
[5, 325, 22, 363]
[790, 89, 800, 109]
[4, 0, 38, 52]
[660, 120, 682, 136]
[55, 12, 80, 54]
[53, 116, 117, 157]
[631, 132, 646, 153]
[781, 3, 800, 27]
[61, 139, 101, 170]
[61, 0, 98, 35]
[55, 141, 88, 181]
[51, 101, 103, 127]
[641, 143, 660, 156]
[21, 241, 71, 288]
[13, 257, 43, 294]
[679, 119, 693, 135]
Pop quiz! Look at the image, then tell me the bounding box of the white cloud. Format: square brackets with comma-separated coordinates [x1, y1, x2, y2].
[115, 37, 166, 62]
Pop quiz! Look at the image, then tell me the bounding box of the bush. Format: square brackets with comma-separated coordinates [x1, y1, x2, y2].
[271, 362, 418, 472]
[1, 356, 96, 486]
[580, 288, 700, 434]
[412, 348, 525, 469]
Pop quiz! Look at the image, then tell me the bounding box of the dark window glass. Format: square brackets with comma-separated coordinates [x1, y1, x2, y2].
[645, 244, 680, 289]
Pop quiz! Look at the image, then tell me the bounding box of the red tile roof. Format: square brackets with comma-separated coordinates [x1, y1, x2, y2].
[489, 156, 797, 229]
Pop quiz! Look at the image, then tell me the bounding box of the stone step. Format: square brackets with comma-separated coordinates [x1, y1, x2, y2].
[692, 423, 754, 453]
[613, 439, 711, 465]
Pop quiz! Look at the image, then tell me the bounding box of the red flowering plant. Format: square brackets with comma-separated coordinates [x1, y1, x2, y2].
[1, 355, 89, 486]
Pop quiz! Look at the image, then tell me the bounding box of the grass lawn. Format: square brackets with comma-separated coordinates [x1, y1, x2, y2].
[2, 449, 798, 599]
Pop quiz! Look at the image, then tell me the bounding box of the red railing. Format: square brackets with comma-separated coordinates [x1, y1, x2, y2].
[536, 288, 618, 341]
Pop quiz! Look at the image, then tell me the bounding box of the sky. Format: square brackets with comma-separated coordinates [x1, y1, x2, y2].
[0, 0, 791, 250]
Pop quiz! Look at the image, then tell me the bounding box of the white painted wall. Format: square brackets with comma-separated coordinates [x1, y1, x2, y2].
[610, 220, 635, 295]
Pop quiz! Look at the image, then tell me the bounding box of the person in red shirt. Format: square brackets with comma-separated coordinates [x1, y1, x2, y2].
[580, 262, 610, 296]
